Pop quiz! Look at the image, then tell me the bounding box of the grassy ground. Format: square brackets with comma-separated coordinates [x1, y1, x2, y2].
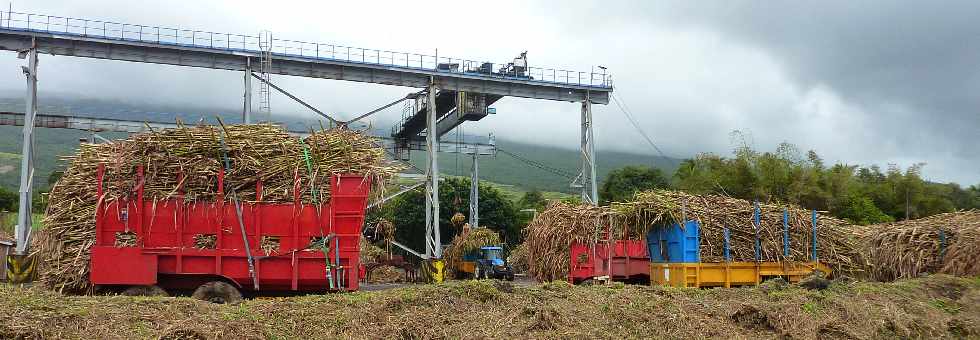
[485, 181, 573, 203]
[0, 275, 976, 339]
[0, 213, 43, 238]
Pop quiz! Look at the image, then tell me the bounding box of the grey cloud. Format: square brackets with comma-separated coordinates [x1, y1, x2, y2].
[1, 0, 977, 185]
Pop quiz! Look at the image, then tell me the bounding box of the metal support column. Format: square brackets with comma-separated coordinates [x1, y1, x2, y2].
[243, 57, 252, 123]
[424, 79, 441, 259]
[579, 94, 598, 205]
[469, 152, 479, 228]
[15, 41, 37, 254]
[423, 79, 444, 282]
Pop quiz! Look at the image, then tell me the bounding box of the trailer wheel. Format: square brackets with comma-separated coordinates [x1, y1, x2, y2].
[192, 281, 242, 304]
[474, 266, 484, 280]
[121, 285, 168, 297]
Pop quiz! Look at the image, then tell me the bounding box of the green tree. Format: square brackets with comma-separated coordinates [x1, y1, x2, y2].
[599, 166, 670, 204]
[0, 187, 16, 212]
[833, 191, 894, 225]
[671, 132, 969, 224]
[380, 177, 520, 253]
[517, 190, 547, 212]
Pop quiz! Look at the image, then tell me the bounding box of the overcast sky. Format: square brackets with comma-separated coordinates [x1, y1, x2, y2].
[2, 1, 978, 185]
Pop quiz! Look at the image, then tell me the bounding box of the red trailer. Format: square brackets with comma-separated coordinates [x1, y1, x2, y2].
[568, 239, 650, 284]
[89, 164, 371, 300]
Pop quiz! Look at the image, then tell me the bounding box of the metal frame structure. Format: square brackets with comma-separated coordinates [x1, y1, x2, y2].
[0, 11, 611, 103]
[0, 9, 612, 275]
[14, 38, 37, 255]
[423, 81, 441, 259]
[0, 111, 497, 156]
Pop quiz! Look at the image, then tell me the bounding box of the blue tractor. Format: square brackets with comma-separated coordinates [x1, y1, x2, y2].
[458, 246, 515, 280]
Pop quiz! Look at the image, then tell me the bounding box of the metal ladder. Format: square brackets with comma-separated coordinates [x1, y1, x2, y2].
[258, 31, 273, 121]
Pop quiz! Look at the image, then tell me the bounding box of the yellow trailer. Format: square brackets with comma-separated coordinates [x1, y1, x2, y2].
[650, 261, 831, 288]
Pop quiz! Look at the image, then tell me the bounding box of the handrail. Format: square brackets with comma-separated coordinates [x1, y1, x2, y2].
[0, 10, 613, 89]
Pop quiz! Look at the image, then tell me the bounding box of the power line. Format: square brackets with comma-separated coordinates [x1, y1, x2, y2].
[497, 148, 576, 179]
[610, 93, 668, 160]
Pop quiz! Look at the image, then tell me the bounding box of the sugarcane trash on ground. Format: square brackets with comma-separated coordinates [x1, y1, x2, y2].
[0, 274, 976, 339]
[34, 123, 401, 293]
[855, 210, 980, 281]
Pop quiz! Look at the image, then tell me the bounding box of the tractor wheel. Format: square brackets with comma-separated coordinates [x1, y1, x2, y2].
[121, 285, 168, 297]
[474, 267, 482, 280]
[192, 281, 242, 304]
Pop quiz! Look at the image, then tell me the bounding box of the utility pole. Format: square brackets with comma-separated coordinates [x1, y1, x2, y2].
[905, 187, 910, 220]
[469, 151, 479, 228]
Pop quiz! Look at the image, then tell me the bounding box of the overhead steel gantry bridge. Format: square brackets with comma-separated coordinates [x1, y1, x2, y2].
[0, 10, 613, 269]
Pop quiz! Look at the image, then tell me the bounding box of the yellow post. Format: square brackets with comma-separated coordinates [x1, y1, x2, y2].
[6, 254, 36, 284]
[431, 259, 445, 283]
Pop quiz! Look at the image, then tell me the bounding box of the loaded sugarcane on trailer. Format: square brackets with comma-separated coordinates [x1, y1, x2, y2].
[89, 164, 371, 301]
[568, 203, 831, 287]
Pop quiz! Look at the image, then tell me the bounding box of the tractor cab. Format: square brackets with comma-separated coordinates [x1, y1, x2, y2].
[474, 246, 514, 280]
[481, 246, 505, 266]
[454, 245, 515, 281]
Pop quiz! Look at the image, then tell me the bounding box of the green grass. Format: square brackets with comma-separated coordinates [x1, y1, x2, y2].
[0, 152, 20, 161]
[485, 181, 574, 203]
[0, 213, 44, 235]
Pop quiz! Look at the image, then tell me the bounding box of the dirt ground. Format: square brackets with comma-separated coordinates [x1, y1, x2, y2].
[0, 275, 978, 339]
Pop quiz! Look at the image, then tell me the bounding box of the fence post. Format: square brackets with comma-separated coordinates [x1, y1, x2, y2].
[811, 210, 818, 262]
[938, 228, 946, 262]
[783, 208, 789, 258]
[724, 224, 731, 262]
[754, 200, 761, 262]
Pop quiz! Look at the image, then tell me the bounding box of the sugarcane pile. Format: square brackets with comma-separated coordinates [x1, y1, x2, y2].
[613, 190, 865, 275]
[524, 202, 642, 282]
[34, 123, 400, 293]
[444, 228, 501, 278]
[857, 210, 980, 281]
[507, 242, 528, 274]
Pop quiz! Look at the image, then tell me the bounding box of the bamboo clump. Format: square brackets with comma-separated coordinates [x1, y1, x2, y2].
[33, 123, 400, 293]
[857, 210, 980, 281]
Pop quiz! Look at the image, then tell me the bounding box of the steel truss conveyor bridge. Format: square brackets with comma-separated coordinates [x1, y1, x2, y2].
[0, 10, 613, 271]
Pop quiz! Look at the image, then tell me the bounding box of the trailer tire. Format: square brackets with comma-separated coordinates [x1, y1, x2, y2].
[474, 266, 483, 280]
[192, 281, 242, 304]
[121, 285, 168, 297]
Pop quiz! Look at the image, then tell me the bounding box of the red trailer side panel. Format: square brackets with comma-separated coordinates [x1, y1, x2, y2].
[568, 239, 649, 283]
[90, 173, 371, 293]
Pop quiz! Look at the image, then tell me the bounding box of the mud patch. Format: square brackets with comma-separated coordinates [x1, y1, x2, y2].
[731, 305, 775, 332]
[0, 325, 42, 340]
[526, 307, 561, 331]
[159, 329, 206, 340]
[493, 280, 514, 293]
[948, 318, 977, 338]
[818, 323, 858, 340]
